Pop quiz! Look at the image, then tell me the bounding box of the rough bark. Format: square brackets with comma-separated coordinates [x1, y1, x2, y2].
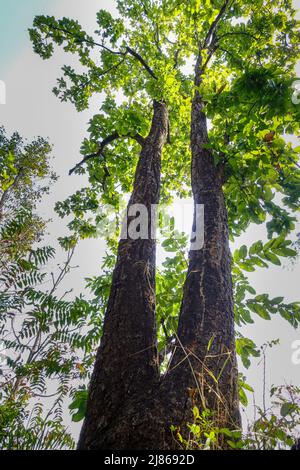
[162, 55, 241, 438]
[78, 58, 241, 450]
[77, 100, 168, 450]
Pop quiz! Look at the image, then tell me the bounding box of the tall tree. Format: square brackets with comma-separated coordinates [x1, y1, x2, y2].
[0, 128, 96, 449]
[30, 0, 300, 449]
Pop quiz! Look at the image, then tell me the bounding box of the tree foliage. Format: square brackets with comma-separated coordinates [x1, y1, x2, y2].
[0, 128, 104, 449]
[1, 0, 299, 448]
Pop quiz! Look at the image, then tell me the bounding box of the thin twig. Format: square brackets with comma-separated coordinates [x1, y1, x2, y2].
[69, 132, 145, 175]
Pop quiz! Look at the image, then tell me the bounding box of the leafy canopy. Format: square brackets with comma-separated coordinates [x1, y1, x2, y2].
[29, 0, 300, 389]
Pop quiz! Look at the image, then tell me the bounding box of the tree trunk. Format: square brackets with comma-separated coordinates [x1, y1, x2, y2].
[77, 100, 168, 450]
[78, 60, 241, 451]
[163, 55, 241, 440]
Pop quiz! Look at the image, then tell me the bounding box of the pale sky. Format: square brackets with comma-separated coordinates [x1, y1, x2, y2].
[0, 0, 299, 438]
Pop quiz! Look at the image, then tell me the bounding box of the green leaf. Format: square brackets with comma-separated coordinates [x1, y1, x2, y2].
[239, 387, 248, 406]
[270, 296, 284, 305]
[263, 252, 281, 266]
[248, 302, 271, 320]
[280, 402, 294, 417]
[263, 185, 274, 202]
[275, 247, 297, 258]
[239, 245, 248, 259]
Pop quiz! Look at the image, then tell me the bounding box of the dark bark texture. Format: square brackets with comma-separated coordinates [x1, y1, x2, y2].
[77, 100, 169, 449]
[162, 56, 241, 437]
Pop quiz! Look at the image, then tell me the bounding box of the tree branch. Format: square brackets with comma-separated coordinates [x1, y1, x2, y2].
[154, 24, 163, 55]
[202, 44, 219, 71]
[69, 132, 145, 175]
[97, 57, 126, 77]
[218, 47, 244, 67]
[48, 24, 157, 80]
[202, 31, 259, 70]
[49, 24, 123, 55]
[125, 46, 157, 79]
[0, 168, 24, 214]
[203, 0, 231, 48]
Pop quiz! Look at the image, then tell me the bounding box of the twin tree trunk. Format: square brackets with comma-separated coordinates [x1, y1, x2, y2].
[78, 87, 240, 450]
